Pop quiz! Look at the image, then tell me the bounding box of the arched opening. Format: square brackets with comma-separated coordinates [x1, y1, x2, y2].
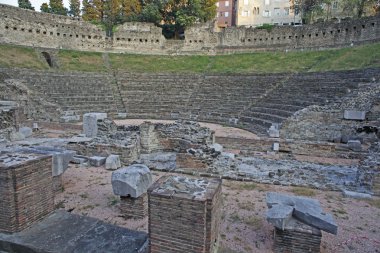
[41, 52, 53, 67]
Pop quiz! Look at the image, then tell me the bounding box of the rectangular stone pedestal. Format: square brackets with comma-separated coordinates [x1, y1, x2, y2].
[148, 175, 222, 253]
[274, 218, 322, 253]
[120, 193, 148, 219]
[0, 153, 54, 233]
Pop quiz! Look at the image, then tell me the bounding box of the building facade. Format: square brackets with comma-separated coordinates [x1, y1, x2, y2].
[216, 0, 237, 27]
[236, 0, 302, 27]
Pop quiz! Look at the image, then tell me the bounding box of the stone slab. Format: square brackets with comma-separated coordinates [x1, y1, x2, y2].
[112, 164, 152, 198]
[266, 204, 294, 230]
[139, 152, 177, 171]
[266, 192, 337, 235]
[343, 190, 372, 199]
[347, 140, 362, 151]
[19, 127, 32, 138]
[273, 143, 280, 151]
[343, 110, 366, 120]
[89, 156, 106, 167]
[105, 155, 121, 170]
[0, 210, 148, 253]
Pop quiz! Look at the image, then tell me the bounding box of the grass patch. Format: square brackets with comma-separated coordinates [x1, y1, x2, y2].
[365, 198, 380, 209]
[290, 187, 316, 197]
[58, 49, 106, 72]
[0, 44, 48, 69]
[225, 181, 257, 191]
[107, 195, 120, 206]
[237, 202, 255, 211]
[1, 42, 380, 73]
[244, 216, 262, 229]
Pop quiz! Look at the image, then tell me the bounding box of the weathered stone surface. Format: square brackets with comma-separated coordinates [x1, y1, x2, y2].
[71, 155, 88, 164]
[266, 204, 294, 230]
[105, 155, 121, 170]
[347, 140, 362, 151]
[89, 156, 106, 167]
[293, 198, 337, 235]
[266, 192, 337, 235]
[19, 127, 32, 138]
[210, 143, 223, 153]
[60, 115, 80, 123]
[344, 110, 366, 120]
[112, 164, 152, 198]
[343, 190, 372, 199]
[0, 210, 148, 253]
[140, 152, 177, 171]
[221, 152, 235, 159]
[32, 146, 76, 176]
[268, 125, 280, 138]
[83, 114, 98, 138]
[9, 131, 25, 141]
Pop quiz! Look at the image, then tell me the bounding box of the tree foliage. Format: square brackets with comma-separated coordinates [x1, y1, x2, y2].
[49, 0, 68, 15]
[40, 2, 50, 12]
[18, 0, 35, 10]
[68, 0, 81, 17]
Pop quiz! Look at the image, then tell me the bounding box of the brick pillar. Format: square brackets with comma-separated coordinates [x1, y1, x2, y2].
[120, 193, 148, 219]
[148, 175, 222, 253]
[0, 153, 54, 233]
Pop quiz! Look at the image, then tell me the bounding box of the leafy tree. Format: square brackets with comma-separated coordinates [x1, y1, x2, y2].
[120, 0, 142, 21]
[139, 3, 162, 23]
[18, 0, 35, 10]
[340, 0, 378, 17]
[290, 0, 324, 23]
[82, 0, 102, 21]
[40, 2, 50, 12]
[68, 0, 81, 17]
[49, 0, 68, 15]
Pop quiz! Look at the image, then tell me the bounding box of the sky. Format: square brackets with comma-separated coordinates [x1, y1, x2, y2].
[0, 0, 72, 11]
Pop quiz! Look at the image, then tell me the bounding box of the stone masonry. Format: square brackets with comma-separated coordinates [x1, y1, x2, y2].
[148, 175, 222, 253]
[0, 152, 54, 233]
[1, 3, 380, 54]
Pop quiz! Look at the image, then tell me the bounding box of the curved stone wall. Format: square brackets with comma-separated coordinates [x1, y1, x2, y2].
[1, 4, 380, 54]
[1, 67, 379, 135]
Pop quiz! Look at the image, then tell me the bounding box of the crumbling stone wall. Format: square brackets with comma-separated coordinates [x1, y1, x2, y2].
[281, 81, 380, 142]
[1, 4, 379, 54]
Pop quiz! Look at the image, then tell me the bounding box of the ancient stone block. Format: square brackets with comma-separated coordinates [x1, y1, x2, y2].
[19, 127, 32, 138]
[148, 175, 222, 253]
[268, 125, 280, 138]
[347, 140, 362, 151]
[0, 153, 54, 233]
[273, 142, 280, 151]
[111, 164, 152, 198]
[266, 192, 337, 235]
[83, 113, 107, 137]
[342, 190, 372, 199]
[89, 156, 106, 167]
[266, 204, 294, 230]
[105, 155, 121, 170]
[343, 110, 366, 120]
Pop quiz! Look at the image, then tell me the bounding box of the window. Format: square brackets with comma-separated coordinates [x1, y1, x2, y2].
[244, 0, 249, 5]
[242, 10, 249, 16]
[225, 11, 229, 17]
[274, 8, 280, 15]
[225, 1, 229, 6]
[263, 10, 270, 17]
[284, 7, 289, 15]
[265, 0, 270, 5]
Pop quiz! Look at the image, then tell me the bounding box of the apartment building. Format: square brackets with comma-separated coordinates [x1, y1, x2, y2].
[216, 0, 237, 27]
[235, 0, 302, 27]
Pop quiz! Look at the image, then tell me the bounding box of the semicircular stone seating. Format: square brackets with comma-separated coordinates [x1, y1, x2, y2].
[1, 67, 379, 136]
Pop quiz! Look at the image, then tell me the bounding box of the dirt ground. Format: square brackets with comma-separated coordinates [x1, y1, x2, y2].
[55, 165, 380, 253]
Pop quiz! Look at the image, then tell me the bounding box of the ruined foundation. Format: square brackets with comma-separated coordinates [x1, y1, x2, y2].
[148, 175, 222, 253]
[0, 153, 54, 233]
[52, 174, 63, 193]
[120, 193, 148, 219]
